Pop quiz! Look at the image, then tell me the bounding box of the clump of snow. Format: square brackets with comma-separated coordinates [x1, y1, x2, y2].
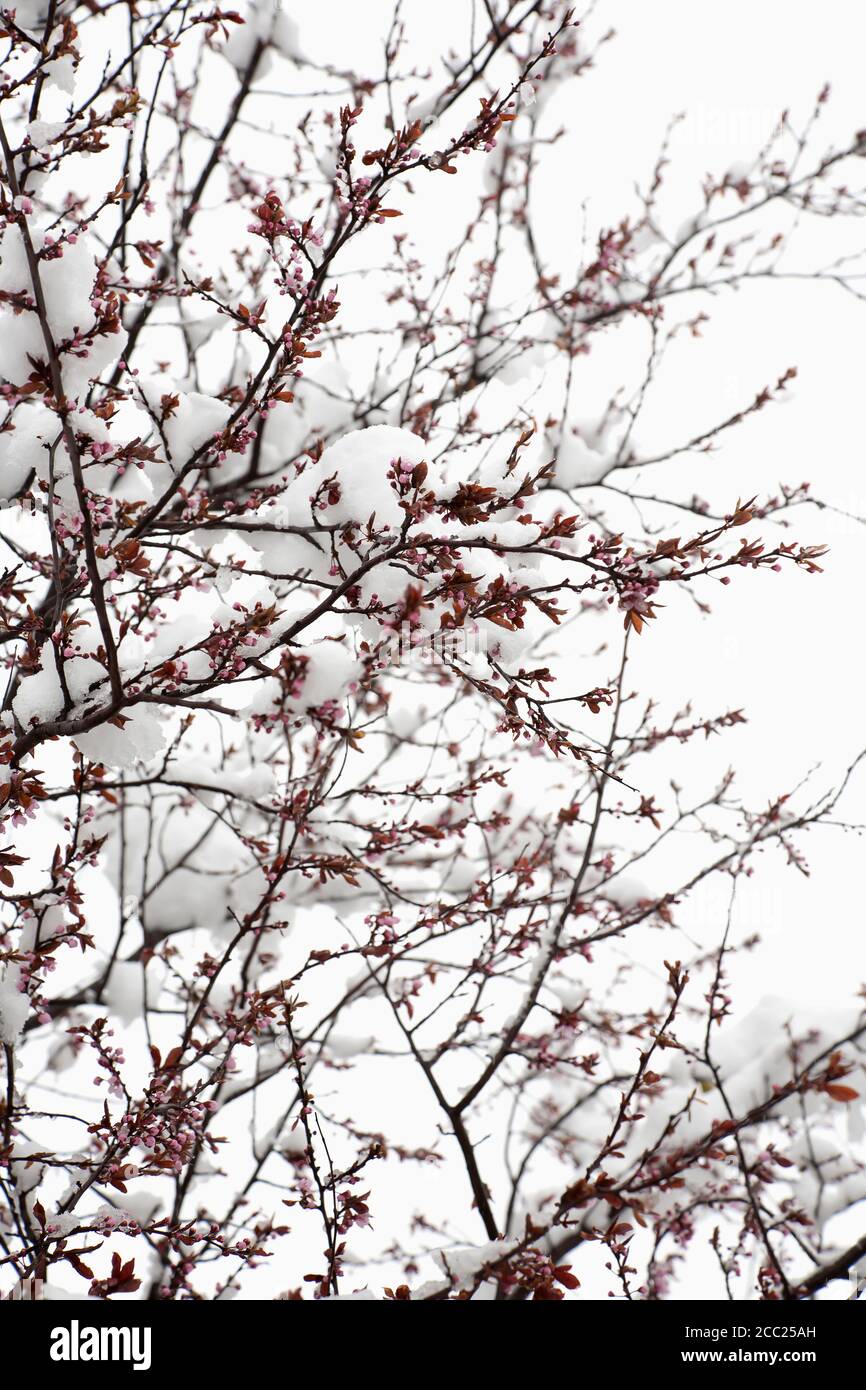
[0, 402, 59, 497]
[280, 1125, 308, 1158]
[163, 754, 276, 801]
[9, 1140, 44, 1192]
[433, 1239, 516, 1288]
[26, 118, 66, 150]
[549, 979, 584, 1012]
[673, 214, 704, 245]
[137, 375, 232, 472]
[12, 654, 64, 728]
[726, 160, 754, 184]
[599, 874, 651, 908]
[220, 0, 304, 78]
[100, 961, 145, 1026]
[0, 975, 29, 1044]
[406, 93, 440, 132]
[74, 706, 168, 770]
[547, 420, 612, 488]
[387, 703, 428, 739]
[43, 51, 77, 96]
[250, 638, 361, 718]
[291, 641, 360, 711]
[278, 424, 433, 534]
[0, 223, 127, 399]
[0, 401, 129, 523]
[325, 1032, 376, 1059]
[8, 0, 51, 30]
[110, 1192, 163, 1225]
[98, 791, 264, 938]
[665, 995, 866, 1122]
